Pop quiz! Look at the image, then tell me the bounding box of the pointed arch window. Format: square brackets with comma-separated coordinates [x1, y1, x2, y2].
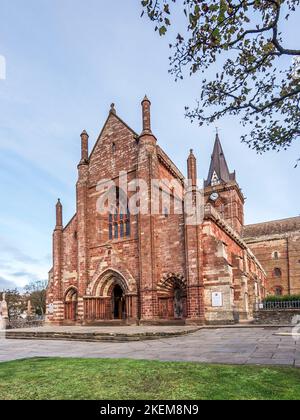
[108, 186, 131, 241]
[120, 222, 124, 238]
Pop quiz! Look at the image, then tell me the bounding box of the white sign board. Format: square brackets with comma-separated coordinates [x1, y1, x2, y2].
[212, 292, 223, 308]
[48, 303, 54, 314]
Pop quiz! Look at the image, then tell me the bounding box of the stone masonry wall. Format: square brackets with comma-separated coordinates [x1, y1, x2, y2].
[253, 309, 300, 325]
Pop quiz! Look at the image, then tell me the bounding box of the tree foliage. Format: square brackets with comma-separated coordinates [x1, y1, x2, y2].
[2, 289, 26, 320]
[24, 280, 47, 316]
[141, 0, 300, 161]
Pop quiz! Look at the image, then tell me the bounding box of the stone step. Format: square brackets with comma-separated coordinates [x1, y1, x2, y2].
[5, 328, 199, 343]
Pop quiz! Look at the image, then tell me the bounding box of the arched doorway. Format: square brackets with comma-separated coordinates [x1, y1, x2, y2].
[112, 284, 126, 320]
[158, 276, 187, 320]
[65, 288, 78, 321]
[174, 287, 185, 319]
[84, 269, 138, 323]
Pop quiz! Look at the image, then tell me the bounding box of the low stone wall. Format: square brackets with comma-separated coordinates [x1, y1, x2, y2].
[6, 318, 45, 330]
[253, 309, 300, 325]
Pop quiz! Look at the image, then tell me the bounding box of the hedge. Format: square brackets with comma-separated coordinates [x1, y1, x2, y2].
[263, 295, 300, 303]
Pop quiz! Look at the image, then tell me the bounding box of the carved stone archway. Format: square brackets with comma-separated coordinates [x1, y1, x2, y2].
[84, 269, 137, 323]
[157, 273, 187, 320]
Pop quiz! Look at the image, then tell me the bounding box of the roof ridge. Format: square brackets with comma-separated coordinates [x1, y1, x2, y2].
[245, 216, 300, 228]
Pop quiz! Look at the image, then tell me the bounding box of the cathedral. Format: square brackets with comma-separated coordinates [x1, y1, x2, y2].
[46, 97, 299, 325]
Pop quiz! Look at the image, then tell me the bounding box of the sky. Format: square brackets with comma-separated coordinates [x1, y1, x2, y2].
[0, 0, 299, 290]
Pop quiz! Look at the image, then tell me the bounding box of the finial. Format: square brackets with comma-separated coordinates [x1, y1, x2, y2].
[110, 103, 116, 114]
[190, 149, 194, 155]
[57, 198, 61, 204]
[142, 95, 151, 104]
[81, 130, 89, 138]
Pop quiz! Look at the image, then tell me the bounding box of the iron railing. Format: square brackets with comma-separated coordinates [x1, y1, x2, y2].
[257, 300, 300, 311]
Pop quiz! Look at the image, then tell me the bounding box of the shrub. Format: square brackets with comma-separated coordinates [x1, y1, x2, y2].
[263, 295, 300, 303]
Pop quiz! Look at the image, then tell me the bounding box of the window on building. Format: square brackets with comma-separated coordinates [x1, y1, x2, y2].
[274, 268, 282, 278]
[112, 142, 116, 153]
[275, 287, 283, 297]
[126, 219, 131, 236]
[114, 223, 118, 239]
[273, 251, 279, 260]
[108, 187, 130, 241]
[109, 223, 113, 240]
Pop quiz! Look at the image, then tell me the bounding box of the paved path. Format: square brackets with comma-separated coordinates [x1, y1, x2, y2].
[1, 327, 299, 367]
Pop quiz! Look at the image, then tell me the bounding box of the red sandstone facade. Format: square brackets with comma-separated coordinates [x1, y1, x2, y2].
[243, 218, 300, 297]
[47, 98, 270, 325]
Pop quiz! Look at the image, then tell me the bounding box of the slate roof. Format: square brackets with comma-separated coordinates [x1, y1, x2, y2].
[243, 216, 300, 239]
[205, 134, 236, 187]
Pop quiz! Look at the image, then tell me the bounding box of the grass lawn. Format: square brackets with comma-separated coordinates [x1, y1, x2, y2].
[0, 358, 299, 400]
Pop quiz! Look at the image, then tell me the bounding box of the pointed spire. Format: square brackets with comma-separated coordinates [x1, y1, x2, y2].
[187, 149, 197, 188]
[141, 95, 152, 135]
[80, 130, 89, 164]
[55, 199, 63, 229]
[205, 133, 235, 187]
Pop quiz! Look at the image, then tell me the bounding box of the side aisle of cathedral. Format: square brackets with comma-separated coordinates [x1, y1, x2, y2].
[46, 97, 299, 325]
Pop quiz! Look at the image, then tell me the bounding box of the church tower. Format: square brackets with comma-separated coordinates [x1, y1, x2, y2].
[204, 134, 245, 235]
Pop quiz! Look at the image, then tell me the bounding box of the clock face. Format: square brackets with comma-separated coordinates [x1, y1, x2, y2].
[210, 192, 219, 201]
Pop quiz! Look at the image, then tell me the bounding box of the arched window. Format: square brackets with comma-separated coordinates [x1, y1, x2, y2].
[273, 251, 279, 260]
[126, 218, 131, 236]
[114, 223, 118, 239]
[275, 287, 283, 297]
[120, 221, 124, 238]
[274, 268, 282, 278]
[108, 187, 130, 241]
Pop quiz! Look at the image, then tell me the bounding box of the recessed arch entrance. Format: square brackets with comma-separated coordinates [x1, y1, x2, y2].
[112, 284, 126, 320]
[64, 287, 78, 322]
[157, 275, 187, 320]
[84, 269, 137, 323]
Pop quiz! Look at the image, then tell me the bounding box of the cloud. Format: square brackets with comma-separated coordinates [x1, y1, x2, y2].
[10, 271, 47, 284]
[12, 271, 33, 278]
[0, 276, 17, 290]
[0, 237, 50, 289]
[0, 238, 38, 264]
